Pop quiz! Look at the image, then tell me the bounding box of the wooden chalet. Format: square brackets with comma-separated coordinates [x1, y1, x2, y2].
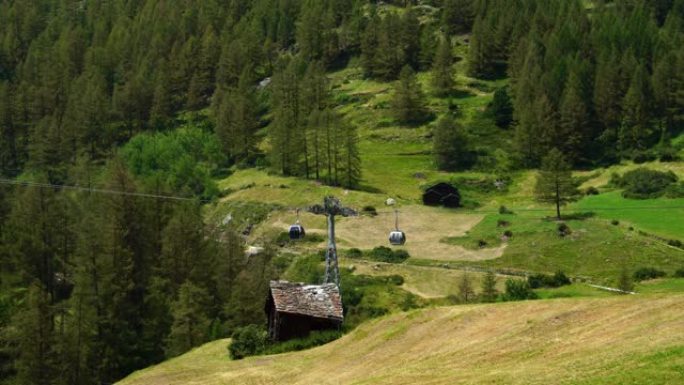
[265, 280, 343, 341]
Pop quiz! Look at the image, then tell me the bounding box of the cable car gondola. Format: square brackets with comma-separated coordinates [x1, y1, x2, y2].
[289, 209, 306, 240]
[389, 209, 406, 246]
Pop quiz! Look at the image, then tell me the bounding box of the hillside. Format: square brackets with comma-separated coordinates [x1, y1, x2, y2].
[119, 294, 684, 385]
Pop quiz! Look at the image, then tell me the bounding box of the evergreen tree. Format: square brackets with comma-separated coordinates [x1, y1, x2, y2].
[433, 114, 474, 171]
[214, 69, 259, 164]
[457, 270, 475, 303]
[391, 66, 428, 124]
[13, 283, 56, 385]
[620, 65, 655, 154]
[534, 148, 579, 220]
[166, 282, 211, 357]
[442, 0, 474, 35]
[488, 86, 513, 128]
[431, 35, 455, 96]
[559, 70, 590, 163]
[480, 271, 498, 303]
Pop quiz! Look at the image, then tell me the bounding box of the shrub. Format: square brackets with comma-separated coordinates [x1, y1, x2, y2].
[584, 186, 600, 195]
[346, 248, 363, 258]
[557, 223, 571, 237]
[477, 239, 488, 248]
[611, 219, 620, 226]
[667, 239, 683, 249]
[618, 168, 678, 199]
[263, 330, 342, 355]
[503, 230, 513, 238]
[229, 325, 267, 359]
[362, 205, 378, 216]
[674, 268, 684, 278]
[497, 219, 511, 227]
[633, 267, 667, 281]
[527, 271, 571, 289]
[632, 151, 656, 164]
[665, 182, 684, 198]
[499, 205, 514, 214]
[369, 246, 410, 263]
[503, 279, 538, 301]
[385, 274, 405, 286]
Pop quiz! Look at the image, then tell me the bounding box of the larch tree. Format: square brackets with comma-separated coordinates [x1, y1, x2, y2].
[534, 148, 579, 220]
[391, 65, 428, 124]
[431, 35, 455, 96]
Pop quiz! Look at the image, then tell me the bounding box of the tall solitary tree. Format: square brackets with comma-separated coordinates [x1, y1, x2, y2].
[480, 270, 498, 303]
[534, 148, 579, 220]
[458, 270, 475, 303]
[433, 114, 473, 171]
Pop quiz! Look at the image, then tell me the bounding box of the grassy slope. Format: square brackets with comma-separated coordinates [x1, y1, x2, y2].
[119, 294, 684, 385]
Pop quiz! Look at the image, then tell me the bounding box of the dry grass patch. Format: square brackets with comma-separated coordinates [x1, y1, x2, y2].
[120, 294, 684, 385]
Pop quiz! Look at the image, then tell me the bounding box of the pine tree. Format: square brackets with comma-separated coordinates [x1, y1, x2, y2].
[620, 65, 655, 154]
[442, 0, 474, 35]
[433, 114, 473, 171]
[534, 148, 579, 220]
[166, 282, 211, 357]
[488, 86, 513, 128]
[481, 271, 498, 303]
[214, 69, 259, 164]
[458, 270, 475, 303]
[617, 264, 634, 293]
[559, 70, 590, 164]
[391, 66, 428, 124]
[431, 35, 454, 96]
[13, 282, 56, 385]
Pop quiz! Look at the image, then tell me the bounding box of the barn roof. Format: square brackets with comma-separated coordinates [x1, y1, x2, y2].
[269, 281, 344, 322]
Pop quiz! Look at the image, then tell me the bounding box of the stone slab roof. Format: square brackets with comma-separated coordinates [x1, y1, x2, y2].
[269, 280, 344, 322]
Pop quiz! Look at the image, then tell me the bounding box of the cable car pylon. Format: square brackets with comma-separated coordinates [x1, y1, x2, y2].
[308, 196, 357, 286]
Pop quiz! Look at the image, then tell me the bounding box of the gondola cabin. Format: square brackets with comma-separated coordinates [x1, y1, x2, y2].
[389, 230, 406, 246]
[288, 223, 306, 240]
[265, 281, 343, 341]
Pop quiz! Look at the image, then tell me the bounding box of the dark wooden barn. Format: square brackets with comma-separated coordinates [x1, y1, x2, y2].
[265, 281, 344, 341]
[422, 182, 461, 208]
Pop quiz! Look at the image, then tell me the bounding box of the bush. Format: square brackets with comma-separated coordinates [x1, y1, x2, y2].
[385, 274, 405, 286]
[477, 239, 488, 248]
[618, 168, 678, 199]
[632, 151, 656, 164]
[503, 230, 513, 238]
[557, 223, 571, 237]
[228, 325, 267, 359]
[584, 186, 600, 195]
[667, 239, 683, 249]
[527, 271, 571, 289]
[674, 268, 684, 278]
[263, 330, 342, 355]
[633, 267, 667, 281]
[503, 279, 538, 301]
[499, 205, 514, 214]
[611, 219, 620, 226]
[362, 205, 378, 216]
[497, 219, 511, 227]
[665, 182, 684, 198]
[346, 248, 363, 258]
[369, 246, 410, 263]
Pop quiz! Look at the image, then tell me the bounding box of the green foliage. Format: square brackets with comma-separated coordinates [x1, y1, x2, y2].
[228, 325, 268, 360]
[263, 329, 343, 355]
[527, 271, 571, 289]
[431, 36, 454, 96]
[480, 271, 499, 303]
[535, 149, 580, 219]
[120, 126, 225, 200]
[368, 247, 410, 263]
[487, 87, 513, 128]
[433, 114, 475, 171]
[166, 282, 212, 357]
[391, 66, 429, 125]
[616, 168, 678, 199]
[503, 279, 538, 301]
[674, 269, 684, 278]
[617, 266, 635, 293]
[633, 267, 667, 282]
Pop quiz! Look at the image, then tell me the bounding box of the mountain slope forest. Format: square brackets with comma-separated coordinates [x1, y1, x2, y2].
[0, 0, 683, 384]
